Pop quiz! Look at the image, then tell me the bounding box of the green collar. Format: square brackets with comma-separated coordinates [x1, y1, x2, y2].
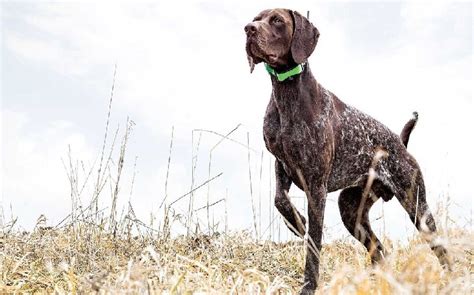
[264, 63, 305, 81]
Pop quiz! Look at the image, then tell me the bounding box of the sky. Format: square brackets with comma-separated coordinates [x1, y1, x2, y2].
[1, 1, 472, 243]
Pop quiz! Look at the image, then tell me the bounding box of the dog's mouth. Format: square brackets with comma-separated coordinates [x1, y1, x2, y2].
[266, 54, 278, 64]
[246, 38, 264, 61]
[246, 37, 280, 71]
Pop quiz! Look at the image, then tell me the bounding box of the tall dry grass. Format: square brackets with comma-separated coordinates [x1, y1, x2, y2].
[0, 226, 472, 293]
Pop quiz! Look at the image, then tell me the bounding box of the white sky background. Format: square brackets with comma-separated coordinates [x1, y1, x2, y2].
[1, 1, 472, 243]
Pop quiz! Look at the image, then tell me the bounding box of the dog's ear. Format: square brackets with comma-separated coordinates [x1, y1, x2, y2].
[290, 10, 320, 64]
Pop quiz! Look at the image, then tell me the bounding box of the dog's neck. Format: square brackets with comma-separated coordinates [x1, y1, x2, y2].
[270, 63, 315, 99]
[268, 59, 299, 73]
[270, 63, 326, 121]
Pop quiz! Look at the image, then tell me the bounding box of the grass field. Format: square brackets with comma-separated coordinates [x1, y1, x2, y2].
[1, 223, 472, 294]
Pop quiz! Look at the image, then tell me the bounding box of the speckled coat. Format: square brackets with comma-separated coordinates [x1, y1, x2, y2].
[263, 63, 449, 292]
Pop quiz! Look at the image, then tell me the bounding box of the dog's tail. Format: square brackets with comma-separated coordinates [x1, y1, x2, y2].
[400, 111, 418, 147]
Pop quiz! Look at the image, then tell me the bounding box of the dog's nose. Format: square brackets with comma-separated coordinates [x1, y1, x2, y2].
[245, 23, 257, 36]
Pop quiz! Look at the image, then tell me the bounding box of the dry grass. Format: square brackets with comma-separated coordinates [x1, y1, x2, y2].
[0, 225, 472, 294]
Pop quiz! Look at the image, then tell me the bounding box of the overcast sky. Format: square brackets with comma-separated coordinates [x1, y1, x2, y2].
[1, 1, 472, 243]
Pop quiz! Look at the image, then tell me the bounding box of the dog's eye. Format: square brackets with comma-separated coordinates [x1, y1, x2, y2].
[272, 17, 283, 24]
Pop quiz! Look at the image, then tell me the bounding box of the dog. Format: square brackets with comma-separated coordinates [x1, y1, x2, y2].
[245, 8, 450, 293]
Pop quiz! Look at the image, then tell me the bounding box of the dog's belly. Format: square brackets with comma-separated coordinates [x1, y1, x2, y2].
[327, 150, 373, 192]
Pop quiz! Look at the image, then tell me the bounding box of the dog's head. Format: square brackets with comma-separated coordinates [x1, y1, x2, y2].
[245, 9, 320, 73]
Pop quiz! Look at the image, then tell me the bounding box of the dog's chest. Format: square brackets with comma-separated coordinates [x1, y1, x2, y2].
[263, 104, 320, 169]
[263, 113, 284, 161]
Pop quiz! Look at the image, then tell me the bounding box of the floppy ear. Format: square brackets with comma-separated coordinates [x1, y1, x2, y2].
[290, 10, 320, 64]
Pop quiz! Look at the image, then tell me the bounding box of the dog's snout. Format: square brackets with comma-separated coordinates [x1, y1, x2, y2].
[245, 23, 258, 36]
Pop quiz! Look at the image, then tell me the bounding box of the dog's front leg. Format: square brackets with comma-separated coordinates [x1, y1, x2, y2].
[274, 160, 307, 236]
[301, 185, 327, 294]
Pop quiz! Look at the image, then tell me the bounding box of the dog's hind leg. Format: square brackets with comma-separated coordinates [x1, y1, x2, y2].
[394, 169, 451, 270]
[274, 160, 306, 237]
[338, 186, 385, 264]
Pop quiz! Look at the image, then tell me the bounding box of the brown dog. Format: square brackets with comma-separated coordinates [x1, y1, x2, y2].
[245, 9, 449, 293]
